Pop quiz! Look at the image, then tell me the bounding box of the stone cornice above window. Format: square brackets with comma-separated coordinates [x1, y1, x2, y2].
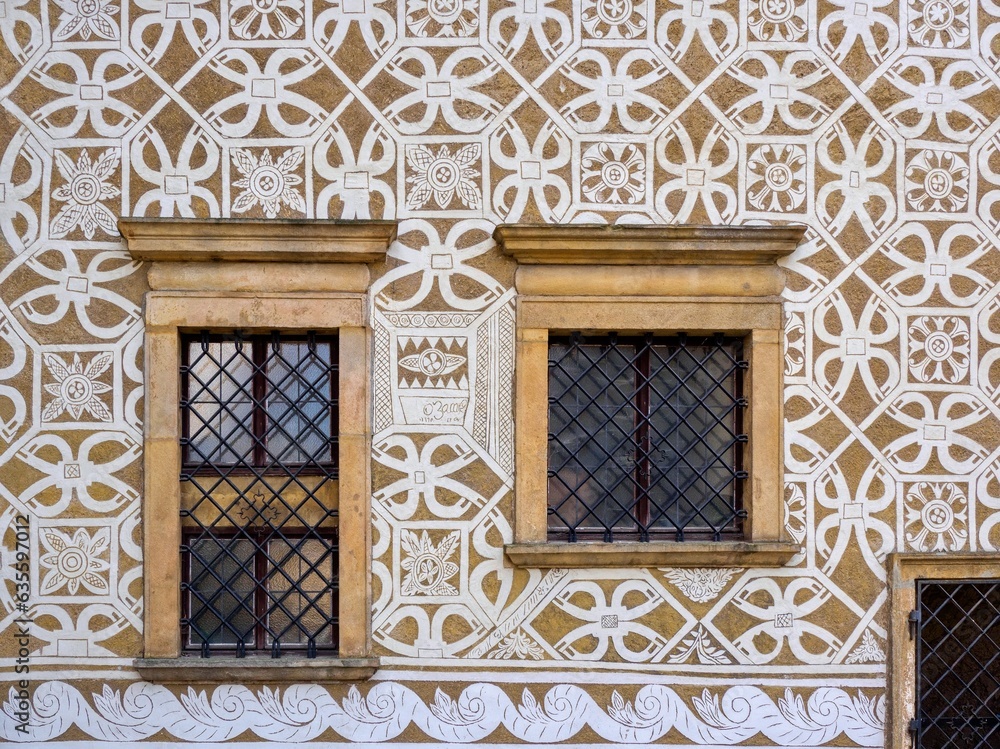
[119, 218, 396, 294]
[119, 218, 397, 263]
[493, 224, 805, 265]
[494, 224, 806, 300]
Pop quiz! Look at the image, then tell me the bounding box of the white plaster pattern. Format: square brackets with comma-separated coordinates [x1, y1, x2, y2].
[230, 147, 306, 218]
[845, 630, 886, 664]
[0, 681, 884, 745]
[38, 526, 111, 595]
[0, 0, 997, 743]
[405, 144, 482, 211]
[661, 568, 741, 603]
[41, 352, 114, 423]
[903, 482, 969, 552]
[51, 0, 119, 40]
[50, 149, 121, 239]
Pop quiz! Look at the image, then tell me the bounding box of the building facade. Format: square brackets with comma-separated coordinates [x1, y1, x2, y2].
[1, 0, 998, 746]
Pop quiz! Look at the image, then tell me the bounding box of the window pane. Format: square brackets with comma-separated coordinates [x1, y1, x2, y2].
[265, 537, 337, 648]
[547, 334, 745, 542]
[646, 341, 740, 535]
[186, 537, 256, 647]
[548, 340, 638, 538]
[916, 581, 1000, 748]
[186, 341, 255, 465]
[265, 341, 334, 466]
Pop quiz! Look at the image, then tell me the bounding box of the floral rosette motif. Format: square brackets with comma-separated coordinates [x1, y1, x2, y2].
[581, 0, 647, 39]
[904, 482, 969, 551]
[52, 0, 119, 40]
[51, 149, 121, 239]
[904, 150, 969, 212]
[746, 144, 806, 212]
[747, 0, 807, 42]
[580, 143, 645, 204]
[908, 316, 970, 383]
[406, 0, 479, 37]
[908, 0, 970, 48]
[42, 352, 114, 422]
[400, 530, 461, 596]
[230, 0, 305, 39]
[39, 527, 111, 595]
[230, 148, 305, 218]
[406, 144, 482, 211]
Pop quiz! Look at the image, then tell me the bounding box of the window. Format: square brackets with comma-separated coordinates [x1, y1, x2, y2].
[495, 223, 804, 568]
[180, 332, 339, 658]
[911, 581, 1000, 748]
[887, 553, 1000, 749]
[119, 217, 396, 683]
[548, 332, 746, 543]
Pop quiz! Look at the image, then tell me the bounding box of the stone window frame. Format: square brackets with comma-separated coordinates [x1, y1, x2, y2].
[119, 218, 396, 684]
[494, 224, 805, 568]
[886, 552, 1000, 749]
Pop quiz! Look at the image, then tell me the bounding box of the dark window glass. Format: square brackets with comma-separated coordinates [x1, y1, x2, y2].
[180, 331, 338, 657]
[914, 581, 1000, 749]
[547, 332, 747, 542]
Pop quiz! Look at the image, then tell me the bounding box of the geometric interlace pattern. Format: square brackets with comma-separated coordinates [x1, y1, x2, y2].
[3, 0, 1000, 742]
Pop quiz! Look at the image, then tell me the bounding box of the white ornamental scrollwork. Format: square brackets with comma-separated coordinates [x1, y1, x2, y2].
[0, 681, 884, 745]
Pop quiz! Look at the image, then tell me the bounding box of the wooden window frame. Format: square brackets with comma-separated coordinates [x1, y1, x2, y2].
[495, 224, 805, 568]
[119, 218, 396, 684]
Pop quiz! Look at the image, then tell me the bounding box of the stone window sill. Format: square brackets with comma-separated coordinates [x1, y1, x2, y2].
[504, 541, 800, 568]
[135, 656, 380, 684]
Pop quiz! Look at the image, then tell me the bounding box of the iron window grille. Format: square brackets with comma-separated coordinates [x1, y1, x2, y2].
[547, 332, 747, 543]
[911, 580, 1000, 749]
[179, 331, 339, 658]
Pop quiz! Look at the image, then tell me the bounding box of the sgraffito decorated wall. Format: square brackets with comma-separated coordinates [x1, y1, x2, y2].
[1, 0, 998, 744]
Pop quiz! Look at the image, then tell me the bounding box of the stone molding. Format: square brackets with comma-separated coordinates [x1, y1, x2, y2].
[118, 218, 397, 263]
[120, 217, 396, 681]
[505, 541, 800, 567]
[493, 223, 805, 265]
[500, 223, 805, 568]
[134, 657, 380, 684]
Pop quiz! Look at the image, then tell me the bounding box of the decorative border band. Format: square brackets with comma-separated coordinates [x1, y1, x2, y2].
[1, 681, 883, 745]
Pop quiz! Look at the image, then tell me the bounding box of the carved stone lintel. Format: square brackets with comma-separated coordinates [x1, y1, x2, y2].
[119, 218, 397, 263]
[494, 224, 807, 265]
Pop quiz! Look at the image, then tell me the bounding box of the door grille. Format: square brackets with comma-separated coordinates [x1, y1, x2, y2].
[913, 580, 1000, 748]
